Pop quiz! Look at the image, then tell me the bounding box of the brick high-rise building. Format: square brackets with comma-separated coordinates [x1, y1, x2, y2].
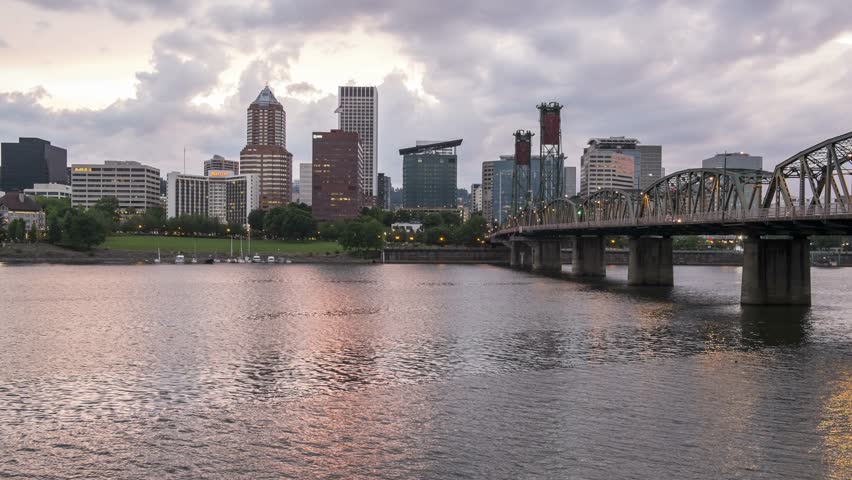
[312, 130, 363, 221]
[240, 86, 293, 210]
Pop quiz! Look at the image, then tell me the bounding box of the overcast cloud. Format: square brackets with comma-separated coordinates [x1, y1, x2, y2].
[1, 0, 851, 188]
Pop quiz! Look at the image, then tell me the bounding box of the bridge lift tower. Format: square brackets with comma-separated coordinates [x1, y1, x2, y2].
[537, 102, 564, 208]
[512, 130, 534, 223]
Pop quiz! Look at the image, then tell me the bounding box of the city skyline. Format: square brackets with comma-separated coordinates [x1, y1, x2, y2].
[1, 1, 851, 188]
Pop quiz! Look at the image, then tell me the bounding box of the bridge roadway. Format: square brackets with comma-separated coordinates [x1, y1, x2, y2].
[489, 131, 852, 305]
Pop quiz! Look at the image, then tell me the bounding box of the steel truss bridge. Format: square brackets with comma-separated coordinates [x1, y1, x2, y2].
[490, 132, 852, 305]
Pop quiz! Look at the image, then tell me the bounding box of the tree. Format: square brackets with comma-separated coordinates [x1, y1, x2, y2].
[35, 196, 71, 217]
[339, 218, 385, 251]
[28, 223, 39, 243]
[672, 236, 702, 250]
[422, 213, 444, 229]
[93, 196, 121, 230]
[264, 205, 317, 240]
[452, 215, 488, 246]
[62, 210, 108, 250]
[47, 214, 63, 244]
[393, 210, 413, 223]
[8, 219, 26, 242]
[248, 209, 266, 233]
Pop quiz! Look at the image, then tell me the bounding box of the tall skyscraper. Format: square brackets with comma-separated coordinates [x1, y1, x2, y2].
[377, 173, 391, 210]
[470, 183, 482, 213]
[1, 137, 68, 192]
[337, 86, 378, 198]
[312, 130, 363, 221]
[562, 166, 577, 197]
[491, 158, 515, 225]
[637, 144, 663, 190]
[240, 86, 293, 210]
[204, 154, 239, 176]
[298, 163, 312, 206]
[481, 161, 496, 223]
[401, 140, 460, 209]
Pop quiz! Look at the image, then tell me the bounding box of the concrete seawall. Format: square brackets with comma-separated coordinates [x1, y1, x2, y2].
[383, 248, 510, 264]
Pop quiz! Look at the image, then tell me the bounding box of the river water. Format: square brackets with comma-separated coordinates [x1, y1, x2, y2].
[0, 264, 849, 479]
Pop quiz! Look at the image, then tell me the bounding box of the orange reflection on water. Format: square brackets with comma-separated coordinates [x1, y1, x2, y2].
[818, 371, 852, 479]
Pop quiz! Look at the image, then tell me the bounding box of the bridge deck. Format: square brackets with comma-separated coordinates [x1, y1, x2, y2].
[493, 205, 852, 238]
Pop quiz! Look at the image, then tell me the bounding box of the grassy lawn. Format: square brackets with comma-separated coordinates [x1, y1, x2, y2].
[104, 235, 341, 255]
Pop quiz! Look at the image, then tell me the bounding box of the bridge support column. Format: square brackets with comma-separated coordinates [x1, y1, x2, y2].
[530, 239, 562, 273]
[509, 241, 533, 270]
[628, 236, 673, 286]
[741, 236, 811, 305]
[572, 235, 606, 277]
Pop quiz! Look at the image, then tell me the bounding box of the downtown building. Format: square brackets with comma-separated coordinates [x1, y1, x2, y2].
[377, 173, 391, 210]
[401, 140, 460, 209]
[70, 161, 161, 211]
[1, 137, 68, 192]
[580, 137, 638, 196]
[297, 163, 313, 206]
[240, 86, 293, 210]
[166, 171, 260, 224]
[702, 152, 763, 170]
[470, 183, 482, 213]
[579, 137, 663, 195]
[562, 166, 577, 197]
[312, 130, 363, 221]
[337, 86, 378, 199]
[204, 154, 239, 176]
[24, 183, 72, 199]
[481, 161, 497, 223]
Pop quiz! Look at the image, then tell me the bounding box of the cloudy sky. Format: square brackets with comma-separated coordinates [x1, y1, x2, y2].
[1, 0, 851, 188]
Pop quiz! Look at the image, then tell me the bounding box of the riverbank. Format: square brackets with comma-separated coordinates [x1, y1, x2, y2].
[104, 235, 340, 255]
[0, 243, 374, 265]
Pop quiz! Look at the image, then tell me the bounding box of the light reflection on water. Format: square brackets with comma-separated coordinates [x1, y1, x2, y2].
[0, 264, 850, 479]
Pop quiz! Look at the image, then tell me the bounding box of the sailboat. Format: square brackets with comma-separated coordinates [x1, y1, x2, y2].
[189, 238, 198, 263]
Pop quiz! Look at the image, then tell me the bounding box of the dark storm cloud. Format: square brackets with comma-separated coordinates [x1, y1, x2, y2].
[3, 0, 852, 185]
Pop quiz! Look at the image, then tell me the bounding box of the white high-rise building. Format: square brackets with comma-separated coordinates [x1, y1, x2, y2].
[299, 162, 312, 206]
[471, 183, 483, 213]
[166, 171, 260, 224]
[70, 161, 161, 211]
[337, 86, 378, 198]
[579, 137, 637, 196]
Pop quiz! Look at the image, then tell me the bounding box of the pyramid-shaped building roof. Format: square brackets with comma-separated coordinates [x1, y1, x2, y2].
[251, 85, 280, 106]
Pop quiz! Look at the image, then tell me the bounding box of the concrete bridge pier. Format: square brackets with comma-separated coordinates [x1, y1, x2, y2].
[572, 235, 606, 277]
[509, 241, 533, 270]
[530, 239, 562, 273]
[741, 236, 811, 305]
[628, 236, 674, 286]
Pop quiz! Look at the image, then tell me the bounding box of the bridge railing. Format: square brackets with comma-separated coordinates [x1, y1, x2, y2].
[496, 203, 852, 235]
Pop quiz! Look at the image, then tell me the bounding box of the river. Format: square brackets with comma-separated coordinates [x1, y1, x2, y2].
[0, 264, 849, 479]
